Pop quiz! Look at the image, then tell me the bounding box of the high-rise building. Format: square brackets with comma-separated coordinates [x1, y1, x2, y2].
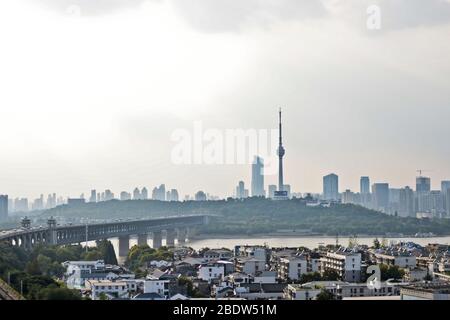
[323, 174, 339, 201]
[416, 176, 431, 193]
[446, 189, 450, 218]
[120, 191, 131, 201]
[89, 190, 97, 203]
[104, 190, 114, 201]
[0, 195, 8, 221]
[32, 195, 45, 211]
[167, 189, 179, 202]
[141, 187, 148, 200]
[441, 181, 450, 194]
[235, 181, 248, 199]
[251, 156, 265, 197]
[133, 188, 141, 200]
[14, 198, 29, 212]
[399, 187, 415, 218]
[152, 184, 166, 201]
[195, 191, 207, 201]
[268, 185, 277, 199]
[360, 177, 370, 194]
[372, 183, 389, 213]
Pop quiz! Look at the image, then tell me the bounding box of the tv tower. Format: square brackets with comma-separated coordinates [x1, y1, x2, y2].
[277, 108, 285, 192]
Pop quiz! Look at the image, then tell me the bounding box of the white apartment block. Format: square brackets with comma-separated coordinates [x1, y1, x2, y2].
[87, 280, 129, 300]
[143, 279, 170, 297]
[235, 257, 266, 276]
[373, 253, 417, 269]
[198, 263, 225, 282]
[278, 256, 308, 281]
[321, 250, 361, 282]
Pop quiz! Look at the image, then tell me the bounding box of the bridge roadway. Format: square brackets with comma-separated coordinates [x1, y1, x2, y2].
[0, 215, 208, 255]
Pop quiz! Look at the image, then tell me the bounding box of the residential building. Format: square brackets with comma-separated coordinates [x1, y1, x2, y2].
[198, 263, 225, 283]
[0, 195, 8, 221]
[321, 249, 361, 282]
[235, 257, 266, 276]
[278, 256, 308, 281]
[194, 191, 207, 201]
[416, 176, 431, 193]
[401, 282, 450, 300]
[372, 183, 389, 213]
[323, 174, 339, 201]
[399, 187, 415, 217]
[87, 280, 129, 300]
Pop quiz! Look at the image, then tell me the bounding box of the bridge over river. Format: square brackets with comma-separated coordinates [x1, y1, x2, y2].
[0, 215, 208, 256]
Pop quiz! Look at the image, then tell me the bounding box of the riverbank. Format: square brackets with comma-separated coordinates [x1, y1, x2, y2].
[190, 232, 446, 241]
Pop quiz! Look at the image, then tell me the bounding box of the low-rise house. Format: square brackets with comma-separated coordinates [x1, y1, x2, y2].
[132, 292, 165, 300]
[198, 262, 225, 283]
[284, 284, 321, 300]
[278, 256, 308, 281]
[401, 282, 450, 300]
[203, 249, 233, 262]
[372, 251, 417, 269]
[143, 277, 170, 297]
[87, 280, 129, 300]
[235, 283, 287, 300]
[321, 248, 361, 282]
[235, 257, 265, 276]
[404, 268, 429, 282]
[254, 271, 277, 284]
[63, 260, 105, 275]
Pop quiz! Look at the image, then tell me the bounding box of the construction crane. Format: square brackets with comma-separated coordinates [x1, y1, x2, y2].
[416, 169, 431, 177]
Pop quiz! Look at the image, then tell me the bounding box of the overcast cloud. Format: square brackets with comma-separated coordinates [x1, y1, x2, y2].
[1, 1, 449, 199]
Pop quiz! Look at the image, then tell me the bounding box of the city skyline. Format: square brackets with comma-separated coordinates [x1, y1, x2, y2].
[1, 1, 450, 199]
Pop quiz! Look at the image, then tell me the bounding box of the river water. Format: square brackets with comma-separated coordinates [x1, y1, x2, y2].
[101, 235, 450, 260]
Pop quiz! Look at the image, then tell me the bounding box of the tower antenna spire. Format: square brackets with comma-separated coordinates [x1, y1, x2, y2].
[277, 108, 285, 192]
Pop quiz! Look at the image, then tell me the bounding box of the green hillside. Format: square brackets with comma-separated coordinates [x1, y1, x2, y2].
[38, 198, 450, 237]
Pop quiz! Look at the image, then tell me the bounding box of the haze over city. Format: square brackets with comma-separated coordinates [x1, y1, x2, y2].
[1, 0, 450, 200]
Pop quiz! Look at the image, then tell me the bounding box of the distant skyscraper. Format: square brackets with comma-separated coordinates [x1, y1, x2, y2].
[141, 187, 148, 200]
[167, 189, 179, 202]
[152, 184, 166, 201]
[399, 187, 415, 217]
[89, 190, 97, 203]
[441, 181, 450, 194]
[133, 187, 141, 200]
[195, 191, 207, 201]
[251, 156, 265, 197]
[0, 195, 8, 221]
[372, 183, 389, 213]
[323, 174, 339, 201]
[120, 191, 131, 201]
[104, 190, 114, 201]
[360, 177, 370, 194]
[235, 181, 248, 199]
[14, 198, 29, 212]
[268, 185, 277, 199]
[446, 189, 450, 218]
[416, 176, 431, 193]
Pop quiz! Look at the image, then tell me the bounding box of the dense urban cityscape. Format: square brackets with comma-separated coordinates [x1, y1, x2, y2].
[1, 1, 449, 315]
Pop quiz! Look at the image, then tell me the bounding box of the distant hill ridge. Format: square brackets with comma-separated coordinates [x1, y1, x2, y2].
[40, 198, 450, 236]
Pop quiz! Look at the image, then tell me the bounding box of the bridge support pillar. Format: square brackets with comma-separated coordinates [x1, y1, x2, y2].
[152, 231, 162, 249]
[137, 234, 148, 246]
[166, 229, 176, 247]
[177, 228, 187, 246]
[118, 235, 130, 257]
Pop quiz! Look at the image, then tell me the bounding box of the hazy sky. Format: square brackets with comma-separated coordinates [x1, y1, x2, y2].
[1, 0, 449, 199]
